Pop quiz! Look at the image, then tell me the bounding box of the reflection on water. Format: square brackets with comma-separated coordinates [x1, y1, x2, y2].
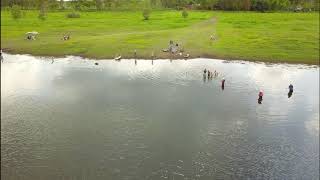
[1, 53, 319, 180]
[288, 91, 293, 98]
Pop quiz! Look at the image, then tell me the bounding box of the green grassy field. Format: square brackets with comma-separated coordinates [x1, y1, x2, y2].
[1, 10, 319, 64]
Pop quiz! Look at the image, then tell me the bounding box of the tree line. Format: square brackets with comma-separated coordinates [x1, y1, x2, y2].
[1, 0, 319, 11]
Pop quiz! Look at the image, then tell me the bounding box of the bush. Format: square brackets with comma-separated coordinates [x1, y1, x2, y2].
[66, 12, 80, 18]
[11, 5, 22, 20]
[182, 9, 188, 18]
[142, 9, 150, 20]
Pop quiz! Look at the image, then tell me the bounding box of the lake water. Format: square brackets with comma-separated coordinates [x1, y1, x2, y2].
[1, 53, 319, 180]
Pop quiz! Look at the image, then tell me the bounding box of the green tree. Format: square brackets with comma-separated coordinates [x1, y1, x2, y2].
[95, 0, 103, 10]
[252, 0, 269, 11]
[182, 8, 188, 18]
[142, 8, 151, 20]
[11, 5, 22, 20]
[38, 0, 47, 20]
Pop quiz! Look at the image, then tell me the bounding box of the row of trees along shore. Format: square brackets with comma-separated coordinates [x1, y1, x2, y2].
[1, 0, 319, 12]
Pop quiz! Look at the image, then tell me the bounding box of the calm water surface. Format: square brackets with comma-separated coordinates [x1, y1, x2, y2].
[1, 54, 319, 180]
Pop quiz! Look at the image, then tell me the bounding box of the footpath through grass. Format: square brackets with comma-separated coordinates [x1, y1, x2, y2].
[1, 10, 319, 64]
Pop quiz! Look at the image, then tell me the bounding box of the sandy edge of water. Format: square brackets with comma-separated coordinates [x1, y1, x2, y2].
[2, 49, 319, 66]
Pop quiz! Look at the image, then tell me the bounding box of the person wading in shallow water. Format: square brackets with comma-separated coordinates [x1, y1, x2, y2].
[288, 84, 294, 98]
[258, 90, 264, 104]
[203, 69, 207, 82]
[289, 84, 293, 92]
[221, 78, 225, 90]
[0, 49, 3, 62]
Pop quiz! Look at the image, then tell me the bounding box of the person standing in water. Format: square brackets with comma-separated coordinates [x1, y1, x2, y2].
[221, 78, 225, 90]
[1, 49, 3, 62]
[288, 84, 294, 98]
[208, 70, 211, 79]
[289, 84, 293, 92]
[203, 69, 207, 82]
[258, 90, 264, 104]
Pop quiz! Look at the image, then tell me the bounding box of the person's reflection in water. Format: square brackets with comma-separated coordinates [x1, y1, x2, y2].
[135, 59, 137, 66]
[152, 60, 153, 65]
[203, 73, 206, 83]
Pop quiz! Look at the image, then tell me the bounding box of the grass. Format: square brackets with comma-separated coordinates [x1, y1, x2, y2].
[1, 10, 319, 64]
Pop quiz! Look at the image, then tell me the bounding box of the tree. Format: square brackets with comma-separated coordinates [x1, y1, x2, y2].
[38, 0, 47, 20]
[59, 0, 64, 9]
[142, 8, 151, 20]
[252, 0, 269, 12]
[182, 8, 188, 18]
[95, 0, 103, 10]
[11, 5, 22, 20]
[243, 0, 251, 10]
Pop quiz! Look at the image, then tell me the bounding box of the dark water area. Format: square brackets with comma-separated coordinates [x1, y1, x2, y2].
[1, 54, 319, 180]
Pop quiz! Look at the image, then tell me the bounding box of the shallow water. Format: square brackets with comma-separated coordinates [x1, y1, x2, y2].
[1, 54, 319, 180]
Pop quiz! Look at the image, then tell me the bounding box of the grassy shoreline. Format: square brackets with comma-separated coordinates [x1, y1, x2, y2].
[1, 11, 319, 65]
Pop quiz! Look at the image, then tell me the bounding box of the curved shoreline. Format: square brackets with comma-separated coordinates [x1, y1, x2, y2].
[2, 48, 319, 66]
[2, 50, 319, 67]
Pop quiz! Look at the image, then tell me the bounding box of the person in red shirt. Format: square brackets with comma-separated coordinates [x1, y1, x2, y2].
[258, 90, 264, 104]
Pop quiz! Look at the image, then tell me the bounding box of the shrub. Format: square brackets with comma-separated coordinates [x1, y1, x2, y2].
[66, 11, 80, 18]
[11, 5, 22, 20]
[142, 9, 150, 20]
[182, 9, 188, 18]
